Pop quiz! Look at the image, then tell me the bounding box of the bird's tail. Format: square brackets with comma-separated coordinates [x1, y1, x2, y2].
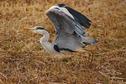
[81, 36, 96, 45]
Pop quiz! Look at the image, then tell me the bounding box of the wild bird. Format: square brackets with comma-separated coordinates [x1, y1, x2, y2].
[31, 4, 96, 53]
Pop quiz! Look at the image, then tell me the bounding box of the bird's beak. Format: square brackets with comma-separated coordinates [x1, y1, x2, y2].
[27, 28, 35, 30]
[27, 28, 36, 33]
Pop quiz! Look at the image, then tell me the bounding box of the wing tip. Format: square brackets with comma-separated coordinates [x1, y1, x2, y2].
[65, 6, 92, 28]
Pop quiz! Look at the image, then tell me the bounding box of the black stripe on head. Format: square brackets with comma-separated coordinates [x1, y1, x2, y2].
[36, 27, 45, 30]
[57, 4, 66, 7]
[65, 6, 91, 28]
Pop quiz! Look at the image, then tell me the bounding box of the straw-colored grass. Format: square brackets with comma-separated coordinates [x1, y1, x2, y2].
[0, 0, 126, 84]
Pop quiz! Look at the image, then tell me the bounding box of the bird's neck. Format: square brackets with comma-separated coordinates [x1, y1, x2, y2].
[40, 31, 57, 53]
[40, 31, 50, 43]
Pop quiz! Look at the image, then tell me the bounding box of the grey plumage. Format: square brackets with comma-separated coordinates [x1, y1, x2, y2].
[32, 4, 96, 53]
[46, 4, 96, 51]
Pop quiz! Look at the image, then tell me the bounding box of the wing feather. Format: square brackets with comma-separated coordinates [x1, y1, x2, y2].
[65, 6, 91, 28]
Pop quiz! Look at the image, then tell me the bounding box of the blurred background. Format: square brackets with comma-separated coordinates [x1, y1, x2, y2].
[0, 0, 126, 84]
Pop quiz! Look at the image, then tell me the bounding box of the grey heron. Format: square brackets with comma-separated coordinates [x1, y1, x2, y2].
[31, 4, 96, 53]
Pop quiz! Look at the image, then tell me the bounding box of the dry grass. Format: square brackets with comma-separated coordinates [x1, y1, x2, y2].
[0, 0, 126, 84]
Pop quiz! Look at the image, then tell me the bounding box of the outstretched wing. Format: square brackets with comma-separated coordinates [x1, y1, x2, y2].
[46, 4, 95, 51]
[65, 6, 91, 28]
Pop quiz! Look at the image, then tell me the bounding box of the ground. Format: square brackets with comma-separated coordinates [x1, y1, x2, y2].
[0, 0, 126, 84]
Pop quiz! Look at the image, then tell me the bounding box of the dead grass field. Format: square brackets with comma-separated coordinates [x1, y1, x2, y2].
[0, 0, 126, 84]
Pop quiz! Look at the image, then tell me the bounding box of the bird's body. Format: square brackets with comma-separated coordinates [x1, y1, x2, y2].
[31, 4, 96, 53]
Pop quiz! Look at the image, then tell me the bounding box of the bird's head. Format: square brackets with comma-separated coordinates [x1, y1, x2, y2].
[46, 4, 74, 19]
[29, 26, 48, 35]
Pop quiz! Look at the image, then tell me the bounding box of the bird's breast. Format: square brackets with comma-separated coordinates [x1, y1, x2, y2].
[41, 42, 57, 53]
